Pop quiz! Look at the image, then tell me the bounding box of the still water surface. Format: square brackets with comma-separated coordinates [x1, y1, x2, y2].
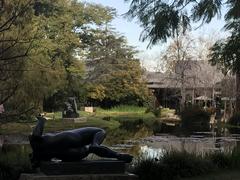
[1, 126, 240, 161]
[112, 126, 240, 158]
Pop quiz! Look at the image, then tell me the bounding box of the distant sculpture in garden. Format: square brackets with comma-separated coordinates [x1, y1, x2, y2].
[62, 97, 79, 118]
[29, 116, 133, 168]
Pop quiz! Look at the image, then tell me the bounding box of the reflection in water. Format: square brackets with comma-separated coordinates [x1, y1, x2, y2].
[142, 135, 239, 156]
[1, 126, 240, 161]
[140, 145, 164, 158]
[0, 143, 32, 172]
[112, 126, 240, 159]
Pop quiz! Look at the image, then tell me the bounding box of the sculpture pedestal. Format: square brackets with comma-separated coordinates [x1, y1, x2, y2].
[19, 173, 138, 180]
[19, 160, 138, 180]
[62, 117, 87, 123]
[40, 160, 125, 175]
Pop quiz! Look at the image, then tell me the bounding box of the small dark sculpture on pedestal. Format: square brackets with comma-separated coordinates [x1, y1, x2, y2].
[29, 116, 133, 168]
[62, 97, 79, 118]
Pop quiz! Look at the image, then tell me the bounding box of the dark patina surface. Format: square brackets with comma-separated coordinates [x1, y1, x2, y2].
[29, 116, 133, 168]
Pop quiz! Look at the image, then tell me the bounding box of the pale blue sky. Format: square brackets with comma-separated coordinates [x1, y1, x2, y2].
[84, 0, 227, 70]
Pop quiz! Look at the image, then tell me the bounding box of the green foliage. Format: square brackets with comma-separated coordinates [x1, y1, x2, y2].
[209, 24, 240, 74]
[180, 106, 210, 132]
[0, 0, 118, 119]
[207, 152, 232, 169]
[0, 105, 156, 135]
[125, 0, 191, 45]
[85, 29, 148, 107]
[133, 149, 240, 180]
[145, 95, 161, 117]
[152, 120, 162, 134]
[98, 105, 146, 113]
[145, 107, 161, 118]
[0, 0, 36, 109]
[133, 151, 216, 180]
[160, 151, 215, 178]
[125, 0, 240, 111]
[87, 84, 106, 101]
[228, 113, 240, 126]
[133, 158, 161, 180]
[125, 0, 238, 45]
[207, 148, 240, 169]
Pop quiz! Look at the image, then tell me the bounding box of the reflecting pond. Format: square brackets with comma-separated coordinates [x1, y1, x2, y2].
[110, 125, 240, 158]
[1, 125, 240, 162]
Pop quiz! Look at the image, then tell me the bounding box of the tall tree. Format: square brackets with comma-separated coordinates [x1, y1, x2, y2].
[0, 0, 117, 119]
[33, 0, 115, 96]
[0, 0, 37, 118]
[84, 29, 148, 107]
[209, 23, 240, 111]
[125, 0, 240, 111]
[159, 33, 196, 109]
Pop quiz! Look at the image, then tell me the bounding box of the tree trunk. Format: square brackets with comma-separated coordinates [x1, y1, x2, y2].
[235, 72, 240, 112]
[192, 88, 195, 105]
[180, 86, 186, 111]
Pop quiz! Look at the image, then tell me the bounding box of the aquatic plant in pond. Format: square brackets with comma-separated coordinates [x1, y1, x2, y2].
[132, 149, 240, 180]
[132, 151, 215, 180]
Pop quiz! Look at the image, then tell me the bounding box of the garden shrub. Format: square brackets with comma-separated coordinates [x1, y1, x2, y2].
[228, 113, 240, 134]
[133, 151, 216, 180]
[160, 151, 215, 178]
[229, 113, 240, 126]
[145, 106, 161, 117]
[133, 158, 166, 180]
[207, 152, 232, 169]
[145, 95, 161, 118]
[230, 147, 240, 168]
[181, 105, 210, 132]
[152, 120, 162, 134]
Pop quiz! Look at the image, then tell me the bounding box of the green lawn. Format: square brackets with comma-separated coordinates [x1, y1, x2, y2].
[0, 105, 160, 135]
[0, 115, 121, 135]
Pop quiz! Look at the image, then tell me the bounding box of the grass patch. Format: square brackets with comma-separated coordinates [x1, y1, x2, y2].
[132, 150, 240, 180]
[0, 105, 157, 135]
[97, 105, 146, 114]
[0, 118, 120, 135]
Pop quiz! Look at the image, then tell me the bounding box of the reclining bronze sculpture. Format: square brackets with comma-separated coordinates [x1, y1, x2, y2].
[29, 116, 133, 168]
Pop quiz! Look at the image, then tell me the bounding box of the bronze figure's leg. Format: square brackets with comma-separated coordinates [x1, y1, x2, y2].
[59, 146, 90, 161]
[89, 131, 133, 163]
[92, 130, 106, 146]
[89, 145, 133, 163]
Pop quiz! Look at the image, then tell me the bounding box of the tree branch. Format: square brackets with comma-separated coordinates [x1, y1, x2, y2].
[0, 106, 35, 122]
[0, 0, 33, 32]
[0, 84, 19, 104]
